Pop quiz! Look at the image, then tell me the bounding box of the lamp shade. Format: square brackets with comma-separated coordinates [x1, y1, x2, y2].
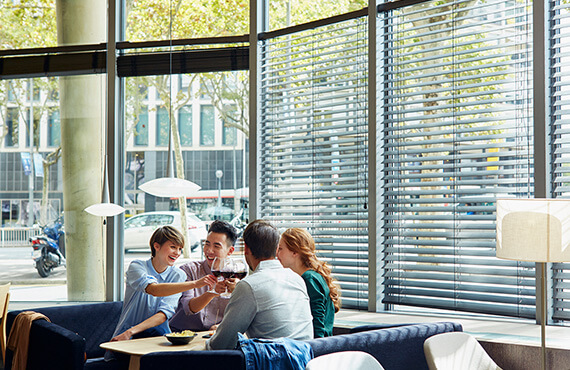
[138, 177, 201, 198]
[496, 198, 570, 262]
[84, 202, 126, 217]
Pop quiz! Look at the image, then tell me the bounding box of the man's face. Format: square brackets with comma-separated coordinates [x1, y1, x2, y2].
[203, 231, 234, 268]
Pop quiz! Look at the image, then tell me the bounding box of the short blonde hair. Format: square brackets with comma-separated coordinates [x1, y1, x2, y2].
[149, 226, 185, 257]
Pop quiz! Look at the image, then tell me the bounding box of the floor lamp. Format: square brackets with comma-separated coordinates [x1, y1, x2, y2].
[496, 198, 570, 370]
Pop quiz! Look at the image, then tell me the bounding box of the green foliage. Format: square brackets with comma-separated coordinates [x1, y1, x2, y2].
[0, 0, 57, 49]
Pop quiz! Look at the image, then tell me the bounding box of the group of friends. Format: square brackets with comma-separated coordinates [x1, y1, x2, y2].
[105, 218, 341, 361]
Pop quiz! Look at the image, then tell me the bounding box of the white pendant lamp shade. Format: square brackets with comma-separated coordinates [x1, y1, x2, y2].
[85, 202, 126, 217]
[84, 155, 126, 217]
[138, 177, 201, 198]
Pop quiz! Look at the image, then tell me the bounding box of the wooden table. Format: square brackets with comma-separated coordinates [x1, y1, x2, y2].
[100, 332, 210, 370]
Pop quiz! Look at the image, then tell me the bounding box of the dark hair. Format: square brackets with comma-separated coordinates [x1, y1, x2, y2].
[280, 228, 341, 312]
[208, 220, 238, 247]
[242, 219, 279, 259]
[149, 225, 185, 257]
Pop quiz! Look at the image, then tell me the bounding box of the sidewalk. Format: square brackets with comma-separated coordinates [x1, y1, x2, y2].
[2, 248, 204, 305]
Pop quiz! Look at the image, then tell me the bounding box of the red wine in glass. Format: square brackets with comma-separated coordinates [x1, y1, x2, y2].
[234, 272, 247, 279]
[221, 271, 234, 279]
[212, 270, 222, 278]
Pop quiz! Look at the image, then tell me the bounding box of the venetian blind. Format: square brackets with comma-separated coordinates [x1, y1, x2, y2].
[258, 16, 369, 309]
[380, 0, 535, 318]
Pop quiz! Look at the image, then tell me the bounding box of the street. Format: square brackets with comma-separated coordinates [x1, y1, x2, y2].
[0, 246, 204, 302]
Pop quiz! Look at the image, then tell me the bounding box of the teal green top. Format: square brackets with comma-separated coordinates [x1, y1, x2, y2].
[301, 269, 335, 337]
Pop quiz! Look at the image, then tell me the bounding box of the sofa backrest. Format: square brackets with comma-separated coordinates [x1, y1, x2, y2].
[305, 322, 463, 370]
[7, 301, 123, 359]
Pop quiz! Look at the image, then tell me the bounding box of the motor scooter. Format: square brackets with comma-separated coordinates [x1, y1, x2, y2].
[30, 216, 65, 278]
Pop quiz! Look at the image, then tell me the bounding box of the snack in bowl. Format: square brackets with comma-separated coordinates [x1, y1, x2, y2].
[164, 330, 197, 345]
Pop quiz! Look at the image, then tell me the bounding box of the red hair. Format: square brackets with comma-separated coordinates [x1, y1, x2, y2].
[280, 228, 341, 312]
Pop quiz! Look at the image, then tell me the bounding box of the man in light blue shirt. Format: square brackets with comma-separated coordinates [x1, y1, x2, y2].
[207, 220, 313, 350]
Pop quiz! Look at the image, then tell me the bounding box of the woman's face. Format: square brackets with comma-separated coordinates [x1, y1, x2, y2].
[276, 239, 297, 269]
[153, 240, 183, 272]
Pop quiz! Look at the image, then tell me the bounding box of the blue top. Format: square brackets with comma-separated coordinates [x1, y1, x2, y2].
[302, 269, 335, 337]
[111, 259, 186, 339]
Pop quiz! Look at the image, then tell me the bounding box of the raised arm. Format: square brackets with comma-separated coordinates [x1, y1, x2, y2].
[146, 274, 217, 297]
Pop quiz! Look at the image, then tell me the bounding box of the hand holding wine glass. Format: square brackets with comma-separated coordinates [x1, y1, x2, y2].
[207, 256, 227, 295]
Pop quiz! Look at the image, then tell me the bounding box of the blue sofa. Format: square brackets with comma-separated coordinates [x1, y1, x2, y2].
[5, 301, 124, 370]
[5, 300, 462, 370]
[139, 322, 463, 370]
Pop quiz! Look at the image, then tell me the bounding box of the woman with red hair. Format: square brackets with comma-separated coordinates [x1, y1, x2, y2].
[277, 228, 341, 337]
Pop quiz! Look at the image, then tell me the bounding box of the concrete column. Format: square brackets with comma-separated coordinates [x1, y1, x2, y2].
[57, 0, 106, 301]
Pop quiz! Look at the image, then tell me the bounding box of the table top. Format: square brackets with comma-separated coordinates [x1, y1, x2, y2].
[100, 332, 211, 356]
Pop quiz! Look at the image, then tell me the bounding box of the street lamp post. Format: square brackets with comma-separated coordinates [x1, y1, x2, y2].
[216, 170, 223, 208]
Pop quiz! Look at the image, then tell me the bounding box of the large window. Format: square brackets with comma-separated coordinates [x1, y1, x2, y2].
[379, 0, 534, 318]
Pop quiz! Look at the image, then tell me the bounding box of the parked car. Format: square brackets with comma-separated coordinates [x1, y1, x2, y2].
[124, 211, 207, 252]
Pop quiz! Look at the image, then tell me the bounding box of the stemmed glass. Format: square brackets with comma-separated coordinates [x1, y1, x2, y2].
[233, 258, 248, 280]
[207, 256, 227, 294]
[219, 259, 235, 298]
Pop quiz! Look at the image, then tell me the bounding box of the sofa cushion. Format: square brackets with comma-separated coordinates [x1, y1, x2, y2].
[306, 322, 463, 370]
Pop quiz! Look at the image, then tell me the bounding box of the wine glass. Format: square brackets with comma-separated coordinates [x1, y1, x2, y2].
[207, 256, 227, 294]
[219, 259, 235, 298]
[218, 258, 248, 298]
[233, 258, 248, 280]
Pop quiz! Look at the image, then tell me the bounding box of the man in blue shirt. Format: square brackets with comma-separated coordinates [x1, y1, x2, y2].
[207, 220, 313, 350]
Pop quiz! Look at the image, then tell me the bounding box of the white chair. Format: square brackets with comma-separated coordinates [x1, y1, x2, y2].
[305, 351, 384, 370]
[423, 332, 502, 370]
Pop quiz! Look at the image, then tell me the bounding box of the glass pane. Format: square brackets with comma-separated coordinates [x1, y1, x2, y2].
[124, 0, 249, 42]
[1, 75, 106, 302]
[0, 0, 58, 49]
[124, 72, 249, 259]
[269, 0, 367, 31]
